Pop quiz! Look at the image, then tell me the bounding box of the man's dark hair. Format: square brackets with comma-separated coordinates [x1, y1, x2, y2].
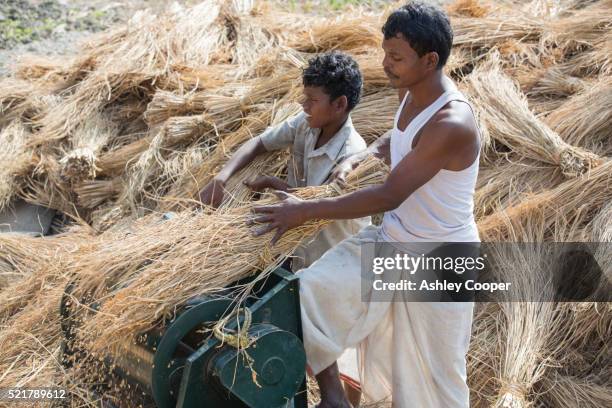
[302, 51, 362, 111]
[382, 1, 453, 69]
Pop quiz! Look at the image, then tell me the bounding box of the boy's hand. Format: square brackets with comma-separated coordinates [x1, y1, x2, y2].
[244, 176, 289, 192]
[251, 191, 309, 245]
[329, 151, 368, 184]
[198, 178, 226, 208]
[244, 176, 275, 192]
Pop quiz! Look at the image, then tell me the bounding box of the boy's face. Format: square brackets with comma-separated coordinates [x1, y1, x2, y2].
[382, 34, 437, 88]
[301, 86, 342, 129]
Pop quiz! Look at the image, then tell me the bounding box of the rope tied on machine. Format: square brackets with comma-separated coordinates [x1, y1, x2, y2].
[212, 307, 262, 387]
[213, 307, 253, 348]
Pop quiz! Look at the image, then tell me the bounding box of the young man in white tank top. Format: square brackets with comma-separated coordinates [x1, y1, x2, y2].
[252, 2, 480, 407]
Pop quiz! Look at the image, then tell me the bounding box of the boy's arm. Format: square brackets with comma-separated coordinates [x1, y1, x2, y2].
[329, 130, 391, 183]
[368, 131, 392, 163]
[199, 114, 302, 207]
[199, 137, 267, 207]
[244, 175, 291, 192]
[216, 138, 267, 184]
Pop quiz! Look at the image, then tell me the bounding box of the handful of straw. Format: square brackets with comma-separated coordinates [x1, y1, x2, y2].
[68, 156, 387, 355]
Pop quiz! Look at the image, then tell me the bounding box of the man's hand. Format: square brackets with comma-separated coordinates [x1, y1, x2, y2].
[244, 175, 289, 192]
[198, 178, 226, 208]
[251, 191, 309, 245]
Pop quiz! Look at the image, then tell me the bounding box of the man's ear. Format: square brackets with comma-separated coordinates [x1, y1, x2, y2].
[424, 52, 439, 71]
[334, 95, 349, 112]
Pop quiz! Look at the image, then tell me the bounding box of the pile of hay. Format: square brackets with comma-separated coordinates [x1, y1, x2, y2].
[0, 0, 610, 407]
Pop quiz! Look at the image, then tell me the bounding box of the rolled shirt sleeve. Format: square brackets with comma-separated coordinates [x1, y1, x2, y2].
[259, 112, 307, 151]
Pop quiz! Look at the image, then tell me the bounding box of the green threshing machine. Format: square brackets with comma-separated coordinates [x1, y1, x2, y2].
[61, 268, 309, 408]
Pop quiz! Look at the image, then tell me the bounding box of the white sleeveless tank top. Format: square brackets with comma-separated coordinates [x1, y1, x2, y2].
[380, 87, 480, 243]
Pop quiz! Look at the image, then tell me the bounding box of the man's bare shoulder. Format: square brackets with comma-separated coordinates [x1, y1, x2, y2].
[421, 101, 479, 149]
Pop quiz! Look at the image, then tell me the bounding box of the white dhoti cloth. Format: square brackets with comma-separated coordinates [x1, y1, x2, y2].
[297, 225, 474, 408]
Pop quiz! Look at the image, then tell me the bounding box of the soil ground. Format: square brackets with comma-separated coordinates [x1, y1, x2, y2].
[0, 0, 179, 76]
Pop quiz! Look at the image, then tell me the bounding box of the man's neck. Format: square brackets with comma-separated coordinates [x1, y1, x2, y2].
[317, 116, 348, 148]
[407, 71, 451, 109]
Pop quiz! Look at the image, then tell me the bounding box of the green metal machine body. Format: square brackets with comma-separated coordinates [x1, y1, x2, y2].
[61, 268, 308, 408]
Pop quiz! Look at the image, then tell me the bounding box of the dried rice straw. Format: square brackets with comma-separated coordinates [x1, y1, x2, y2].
[474, 158, 563, 221]
[452, 15, 542, 49]
[144, 89, 209, 126]
[472, 219, 569, 407]
[446, 0, 491, 18]
[352, 90, 398, 143]
[536, 371, 612, 408]
[0, 122, 33, 211]
[59, 114, 119, 183]
[463, 56, 602, 177]
[478, 160, 612, 241]
[71, 156, 387, 354]
[289, 16, 383, 53]
[545, 76, 612, 155]
[162, 99, 302, 208]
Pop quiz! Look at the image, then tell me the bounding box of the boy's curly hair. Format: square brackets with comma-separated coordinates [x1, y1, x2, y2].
[302, 51, 362, 111]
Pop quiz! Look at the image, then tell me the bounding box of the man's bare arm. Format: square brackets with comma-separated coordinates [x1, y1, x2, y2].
[254, 119, 472, 243]
[309, 127, 453, 218]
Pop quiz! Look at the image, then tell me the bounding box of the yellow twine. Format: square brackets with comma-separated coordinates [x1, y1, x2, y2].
[212, 307, 262, 388]
[213, 307, 252, 349]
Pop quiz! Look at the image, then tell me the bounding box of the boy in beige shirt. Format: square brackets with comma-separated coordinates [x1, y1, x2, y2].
[199, 51, 370, 271]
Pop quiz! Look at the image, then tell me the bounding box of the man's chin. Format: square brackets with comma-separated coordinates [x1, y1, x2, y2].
[387, 77, 401, 88]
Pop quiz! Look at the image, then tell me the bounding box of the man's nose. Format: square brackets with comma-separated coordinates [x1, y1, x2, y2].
[382, 55, 390, 70]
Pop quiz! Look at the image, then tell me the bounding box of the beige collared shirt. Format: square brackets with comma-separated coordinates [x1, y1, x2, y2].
[259, 111, 371, 270]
